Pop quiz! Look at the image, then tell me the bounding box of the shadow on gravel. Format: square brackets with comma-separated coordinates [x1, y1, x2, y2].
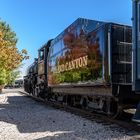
[0, 95, 77, 138]
[0, 94, 138, 140]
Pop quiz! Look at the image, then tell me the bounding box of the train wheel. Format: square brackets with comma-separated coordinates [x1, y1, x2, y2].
[103, 99, 123, 119]
[67, 96, 75, 107]
[81, 97, 88, 109]
[110, 103, 123, 119]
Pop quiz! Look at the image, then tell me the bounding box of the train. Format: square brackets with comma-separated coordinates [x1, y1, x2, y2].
[24, 1, 140, 118]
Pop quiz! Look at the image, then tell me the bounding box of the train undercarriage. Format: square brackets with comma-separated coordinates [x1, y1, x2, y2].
[28, 84, 139, 119]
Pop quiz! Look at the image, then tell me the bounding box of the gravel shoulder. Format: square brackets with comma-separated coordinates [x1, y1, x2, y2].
[0, 89, 139, 140]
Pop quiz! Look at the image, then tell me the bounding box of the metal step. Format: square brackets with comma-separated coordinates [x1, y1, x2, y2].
[117, 41, 132, 46]
[117, 61, 132, 64]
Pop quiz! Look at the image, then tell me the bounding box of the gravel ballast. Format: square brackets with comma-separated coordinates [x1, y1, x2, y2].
[0, 89, 139, 140]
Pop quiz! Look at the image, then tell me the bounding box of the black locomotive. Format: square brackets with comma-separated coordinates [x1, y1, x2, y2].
[24, 18, 140, 118]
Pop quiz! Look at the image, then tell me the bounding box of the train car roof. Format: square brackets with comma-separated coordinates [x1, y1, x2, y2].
[38, 18, 131, 51]
[50, 18, 106, 46]
[108, 22, 131, 28]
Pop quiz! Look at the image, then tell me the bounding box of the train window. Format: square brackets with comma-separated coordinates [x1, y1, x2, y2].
[39, 50, 44, 61]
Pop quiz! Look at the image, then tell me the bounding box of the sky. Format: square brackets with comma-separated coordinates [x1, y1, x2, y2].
[0, 0, 132, 78]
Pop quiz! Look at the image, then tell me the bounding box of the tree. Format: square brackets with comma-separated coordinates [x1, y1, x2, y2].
[0, 20, 28, 92]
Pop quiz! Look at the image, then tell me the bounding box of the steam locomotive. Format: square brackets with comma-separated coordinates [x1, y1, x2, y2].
[24, 17, 140, 118]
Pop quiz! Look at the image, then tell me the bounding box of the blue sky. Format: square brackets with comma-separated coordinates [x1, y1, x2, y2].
[0, 0, 132, 77]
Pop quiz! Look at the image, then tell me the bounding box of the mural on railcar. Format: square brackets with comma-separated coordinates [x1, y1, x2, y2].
[48, 27, 103, 85]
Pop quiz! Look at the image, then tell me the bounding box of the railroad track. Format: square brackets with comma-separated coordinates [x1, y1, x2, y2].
[18, 90, 140, 133]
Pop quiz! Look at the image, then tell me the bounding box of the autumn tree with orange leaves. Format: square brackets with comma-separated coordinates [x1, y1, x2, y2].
[0, 20, 28, 91]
